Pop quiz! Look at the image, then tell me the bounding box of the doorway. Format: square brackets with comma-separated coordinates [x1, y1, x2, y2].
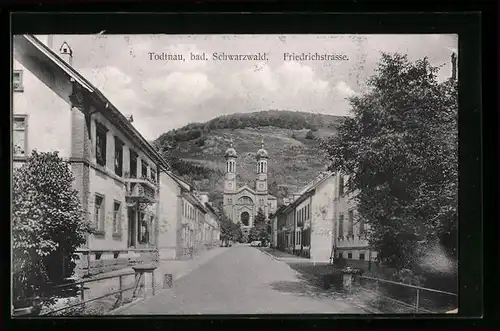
[240, 211, 250, 226]
[127, 206, 136, 248]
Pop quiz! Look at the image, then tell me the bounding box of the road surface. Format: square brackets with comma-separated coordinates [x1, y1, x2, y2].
[119, 245, 365, 314]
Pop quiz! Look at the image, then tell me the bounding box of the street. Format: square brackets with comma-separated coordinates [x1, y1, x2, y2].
[118, 245, 365, 314]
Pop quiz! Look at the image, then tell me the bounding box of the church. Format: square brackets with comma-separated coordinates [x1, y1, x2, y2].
[223, 138, 278, 233]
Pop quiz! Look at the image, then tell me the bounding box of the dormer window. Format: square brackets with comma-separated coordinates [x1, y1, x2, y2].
[13, 70, 24, 92]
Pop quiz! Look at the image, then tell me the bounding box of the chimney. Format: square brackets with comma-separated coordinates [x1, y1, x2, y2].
[35, 35, 54, 49]
[451, 52, 457, 80]
[59, 42, 73, 66]
[47, 36, 54, 49]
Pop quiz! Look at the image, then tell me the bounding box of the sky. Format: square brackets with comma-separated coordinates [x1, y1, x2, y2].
[40, 34, 457, 141]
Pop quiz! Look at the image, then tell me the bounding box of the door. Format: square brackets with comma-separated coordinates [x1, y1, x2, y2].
[128, 207, 136, 248]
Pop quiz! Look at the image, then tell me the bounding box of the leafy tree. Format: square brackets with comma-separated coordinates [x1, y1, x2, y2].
[305, 130, 315, 140]
[12, 151, 92, 307]
[320, 53, 458, 270]
[232, 222, 243, 242]
[217, 209, 242, 245]
[249, 208, 269, 243]
[268, 180, 279, 198]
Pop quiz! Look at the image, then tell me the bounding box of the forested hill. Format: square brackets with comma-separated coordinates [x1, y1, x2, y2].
[153, 110, 345, 207]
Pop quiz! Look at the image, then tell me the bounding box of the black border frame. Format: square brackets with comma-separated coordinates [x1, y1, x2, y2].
[3, 1, 497, 329]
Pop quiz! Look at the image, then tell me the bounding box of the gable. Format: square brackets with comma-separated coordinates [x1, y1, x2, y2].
[236, 185, 256, 195]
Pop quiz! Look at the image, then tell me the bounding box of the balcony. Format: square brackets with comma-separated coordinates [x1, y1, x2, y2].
[125, 177, 157, 204]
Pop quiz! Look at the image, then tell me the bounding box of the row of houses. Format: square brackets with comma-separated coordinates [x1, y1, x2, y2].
[12, 35, 221, 276]
[269, 170, 377, 268]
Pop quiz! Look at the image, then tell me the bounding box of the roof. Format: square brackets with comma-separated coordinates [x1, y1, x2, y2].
[204, 202, 219, 217]
[14, 35, 170, 172]
[165, 170, 192, 192]
[182, 192, 207, 213]
[275, 171, 335, 216]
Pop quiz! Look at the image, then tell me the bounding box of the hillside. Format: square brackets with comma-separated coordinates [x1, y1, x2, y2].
[154, 110, 345, 208]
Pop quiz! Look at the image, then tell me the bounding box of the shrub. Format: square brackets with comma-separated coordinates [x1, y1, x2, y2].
[392, 268, 426, 286]
[12, 151, 92, 308]
[305, 130, 315, 140]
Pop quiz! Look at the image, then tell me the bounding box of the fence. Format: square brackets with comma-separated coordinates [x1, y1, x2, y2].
[354, 275, 458, 313]
[39, 271, 138, 316]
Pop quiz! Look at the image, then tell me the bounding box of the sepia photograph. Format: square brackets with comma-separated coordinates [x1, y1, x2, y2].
[11, 32, 459, 316]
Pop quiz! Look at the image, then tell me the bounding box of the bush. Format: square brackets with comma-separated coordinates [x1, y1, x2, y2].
[392, 268, 426, 286]
[12, 151, 92, 307]
[305, 130, 315, 140]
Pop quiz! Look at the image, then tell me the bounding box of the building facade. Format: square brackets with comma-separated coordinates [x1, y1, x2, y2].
[331, 173, 378, 266]
[222, 138, 277, 234]
[275, 172, 336, 262]
[157, 171, 222, 261]
[13, 35, 171, 276]
[274, 171, 377, 264]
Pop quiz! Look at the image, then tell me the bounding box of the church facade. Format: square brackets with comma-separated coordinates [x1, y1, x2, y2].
[223, 139, 278, 233]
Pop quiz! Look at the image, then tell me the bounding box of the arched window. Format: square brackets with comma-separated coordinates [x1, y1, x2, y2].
[237, 196, 253, 205]
[240, 212, 250, 226]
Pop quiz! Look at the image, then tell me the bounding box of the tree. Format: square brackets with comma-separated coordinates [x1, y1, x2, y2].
[217, 209, 242, 245]
[232, 222, 243, 242]
[305, 130, 315, 140]
[320, 53, 458, 270]
[249, 208, 269, 244]
[268, 180, 279, 198]
[12, 151, 92, 307]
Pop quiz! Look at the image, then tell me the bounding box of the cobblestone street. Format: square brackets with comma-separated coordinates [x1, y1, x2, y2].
[116, 245, 364, 314]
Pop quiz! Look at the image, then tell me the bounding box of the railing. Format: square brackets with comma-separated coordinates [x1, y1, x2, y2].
[125, 179, 156, 203]
[354, 275, 458, 313]
[39, 271, 137, 316]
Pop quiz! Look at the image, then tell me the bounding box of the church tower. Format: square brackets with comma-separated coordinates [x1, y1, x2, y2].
[255, 137, 268, 193]
[224, 138, 237, 194]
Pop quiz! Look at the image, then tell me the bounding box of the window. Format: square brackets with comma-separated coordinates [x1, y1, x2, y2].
[338, 252, 343, 258]
[237, 196, 253, 205]
[338, 214, 344, 237]
[141, 161, 148, 178]
[13, 70, 24, 92]
[151, 168, 156, 182]
[95, 123, 108, 167]
[13, 115, 27, 157]
[359, 253, 365, 261]
[113, 201, 122, 235]
[94, 194, 105, 233]
[348, 252, 353, 259]
[339, 175, 344, 196]
[149, 216, 155, 245]
[348, 210, 354, 236]
[228, 198, 232, 204]
[114, 137, 123, 176]
[129, 151, 137, 178]
[138, 212, 149, 244]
